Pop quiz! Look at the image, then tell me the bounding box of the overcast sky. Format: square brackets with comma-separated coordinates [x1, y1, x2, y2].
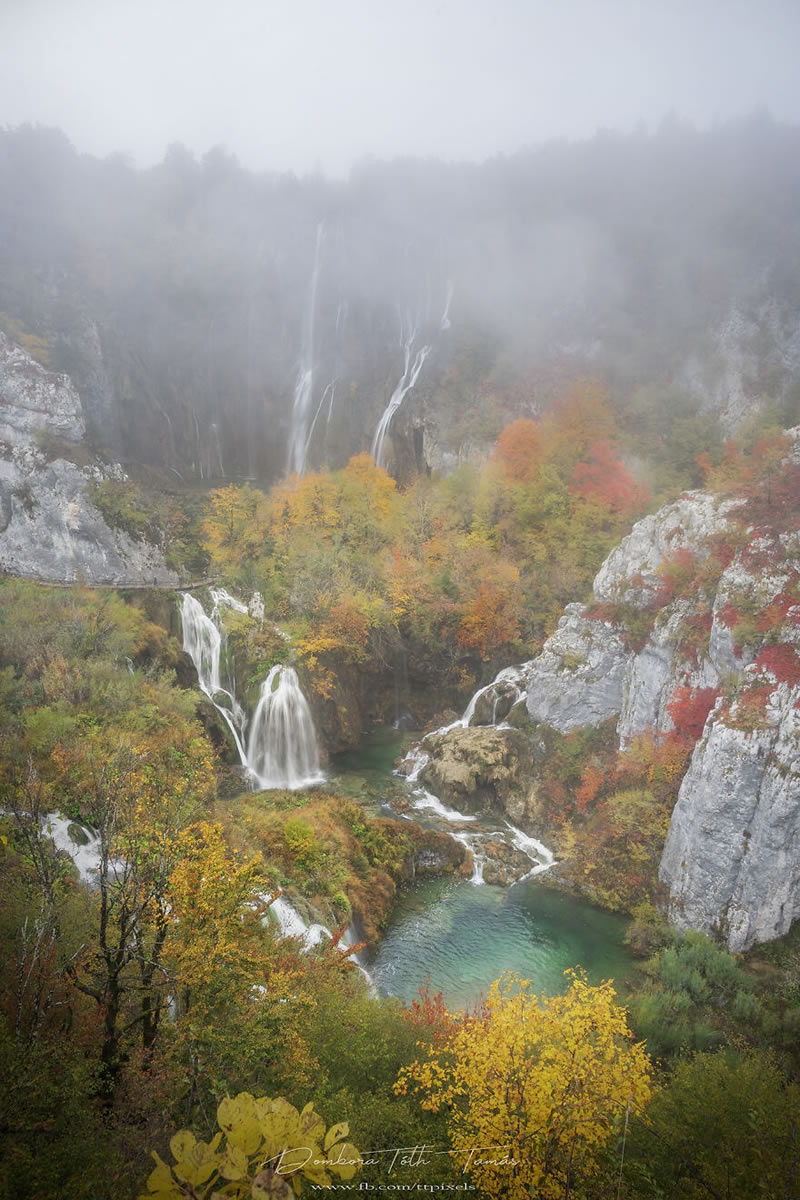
[2, 0, 799, 176]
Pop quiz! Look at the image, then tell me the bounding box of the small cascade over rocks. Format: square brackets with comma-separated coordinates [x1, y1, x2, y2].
[444, 660, 533, 732]
[266, 892, 373, 983]
[179, 592, 247, 761]
[180, 592, 323, 791]
[41, 813, 104, 885]
[395, 662, 555, 886]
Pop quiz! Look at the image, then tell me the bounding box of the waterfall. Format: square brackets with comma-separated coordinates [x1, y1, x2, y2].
[179, 592, 248, 763]
[40, 814, 104, 885]
[180, 593, 323, 791]
[452, 661, 533, 731]
[246, 665, 324, 791]
[267, 894, 373, 983]
[440, 282, 454, 331]
[287, 224, 324, 477]
[371, 323, 431, 470]
[395, 658, 555, 884]
[506, 822, 557, 879]
[269, 894, 330, 947]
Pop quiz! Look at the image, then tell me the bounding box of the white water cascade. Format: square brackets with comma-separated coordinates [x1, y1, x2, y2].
[180, 593, 323, 791]
[396, 659, 555, 883]
[371, 321, 431, 470]
[246, 665, 325, 791]
[180, 592, 248, 762]
[287, 224, 324, 477]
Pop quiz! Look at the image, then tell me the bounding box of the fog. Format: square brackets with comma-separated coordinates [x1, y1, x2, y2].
[2, 0, 800, 175]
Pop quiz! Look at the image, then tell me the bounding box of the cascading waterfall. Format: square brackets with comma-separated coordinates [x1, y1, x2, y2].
[371, 320, 431, 470]
[396, 659, 555, 882]
[180, 593, 323, 791]
[246, 665, 324, 791]
[180, 592, 248, 762]
[287, 223, 324, 477]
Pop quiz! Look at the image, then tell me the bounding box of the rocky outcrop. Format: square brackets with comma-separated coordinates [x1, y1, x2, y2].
[0, 334, 178, 586]
[525, 605, 628, 732]
[407, 471, 800, 950]
[660, 682, 800, 951]
[416, 725, 535, 813]
[526, 491, 736, 743]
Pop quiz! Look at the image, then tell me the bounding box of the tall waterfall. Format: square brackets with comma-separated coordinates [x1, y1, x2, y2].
[247, 665, 324, 791]
[371, 322, 431, 470]
[180, 593, 323, 791]
[287, 224, 324, 477]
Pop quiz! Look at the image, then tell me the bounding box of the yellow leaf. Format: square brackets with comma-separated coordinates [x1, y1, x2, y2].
[169, 1130, 196, 1161]
[323, 1120, 349, 1151]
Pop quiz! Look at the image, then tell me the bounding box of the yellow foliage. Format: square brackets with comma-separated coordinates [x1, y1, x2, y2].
[139, 1092, 361, 1198]
[396, 970, 654, 1199]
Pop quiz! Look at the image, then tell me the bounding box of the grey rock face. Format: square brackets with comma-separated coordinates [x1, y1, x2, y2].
[0, 335, 177, 586]
[515, 480, 800, 949]
[0, 332, 85, 444]
[593, 492, 735, 604]
[525, 604, 628, 732]
[660, 683, 800, 951]
[618, 603, 720, 747]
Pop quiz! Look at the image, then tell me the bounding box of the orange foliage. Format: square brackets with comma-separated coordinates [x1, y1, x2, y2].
[491, 418, 543, 483]
[552, 377, 615, 455]
[403, 982, 460, 1045]
[342, 452, 397, 517]
[270, 470, 341, 540]
[457, 575, 522, 660]
[575, 764, 605, 812]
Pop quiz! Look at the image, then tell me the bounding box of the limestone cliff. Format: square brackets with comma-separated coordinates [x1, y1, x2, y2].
[414, 459, 800, 950]
[0, 334, 178, 586]
[520, 474, 800, 950]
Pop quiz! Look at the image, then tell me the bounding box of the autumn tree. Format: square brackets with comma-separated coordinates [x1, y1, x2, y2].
[491, 417, 543, 483]
[203, 484, 266, 572]
[395, 970, 653, 1200]
[571, 440, 649, 518]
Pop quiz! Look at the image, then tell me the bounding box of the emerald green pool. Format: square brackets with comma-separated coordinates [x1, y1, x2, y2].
[332, 728, 635, 1011]
[369, 874, 633, 1010]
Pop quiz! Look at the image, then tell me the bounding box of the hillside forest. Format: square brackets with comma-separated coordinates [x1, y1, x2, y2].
[1, 117, 800, 1200]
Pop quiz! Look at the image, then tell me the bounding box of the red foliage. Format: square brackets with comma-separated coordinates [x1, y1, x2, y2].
[741, 530, 787, 572]
[667, 686, 720, 744]
[584, 601, 620, 624]
[753, 643, 800, 685]
[756, 590, 800, 632]
[571, 440, 649, 517]
[491, 418, 542, 483]
[718, 602, 741, 630]
[404, 983, 459, 1043]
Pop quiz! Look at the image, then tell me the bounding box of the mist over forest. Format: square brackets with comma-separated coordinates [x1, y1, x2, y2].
[2, 113, 800, 484]
[4, 22, 800, 1190]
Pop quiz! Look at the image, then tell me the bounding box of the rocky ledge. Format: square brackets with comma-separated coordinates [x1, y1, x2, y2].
[0, 333, 177, 586]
